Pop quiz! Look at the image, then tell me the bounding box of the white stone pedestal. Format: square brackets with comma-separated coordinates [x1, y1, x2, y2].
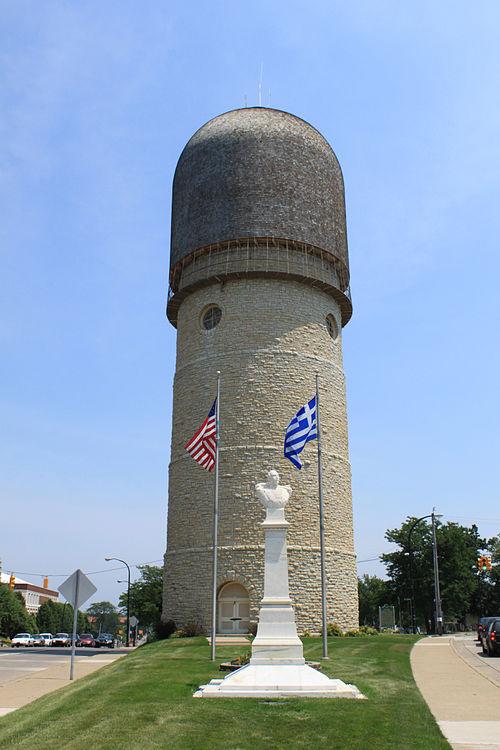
[194, 475, 365, 699]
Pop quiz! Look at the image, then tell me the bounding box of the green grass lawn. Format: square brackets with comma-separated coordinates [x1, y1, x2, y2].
[0, 635, 449, 750]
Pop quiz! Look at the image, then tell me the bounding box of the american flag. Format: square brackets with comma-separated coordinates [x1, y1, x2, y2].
[185, 398, 217, 471]
[284, 396, 317, 469]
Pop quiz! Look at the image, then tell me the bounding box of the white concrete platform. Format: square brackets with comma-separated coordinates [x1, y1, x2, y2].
[194, 662, 365, 698]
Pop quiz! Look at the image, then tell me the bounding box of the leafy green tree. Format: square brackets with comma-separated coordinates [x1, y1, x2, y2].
[37, 600, 89, 634]
[480, 535, 500, 614]
[36, 600, 60, 633]
[85, 602, 120, 636]
[118, 565, 163, 630]
[358, 575, 393, 626]
[381, 518, 485, 630]
[0, 584, 36, 637]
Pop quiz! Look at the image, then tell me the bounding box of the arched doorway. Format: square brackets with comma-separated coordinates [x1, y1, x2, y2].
[217, 582, 250, 634]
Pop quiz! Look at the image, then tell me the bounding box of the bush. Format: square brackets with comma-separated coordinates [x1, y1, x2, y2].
[156, 619, 177, 640]
[170, 630, 187, 639]
[183, 621, 204, 637]
[302, 629, 311, 638]
[344, 629, 361, 637]
[359, 625, 379, 636]
[320, 622, 344, 637]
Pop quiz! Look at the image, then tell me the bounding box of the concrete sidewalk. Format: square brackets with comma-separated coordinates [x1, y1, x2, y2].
[0, 652, 129, 717]
[411, 635, 500, 750]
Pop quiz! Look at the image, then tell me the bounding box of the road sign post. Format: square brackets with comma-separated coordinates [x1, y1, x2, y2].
[129, 615, 139, 646]
[58, 569, 97, 680]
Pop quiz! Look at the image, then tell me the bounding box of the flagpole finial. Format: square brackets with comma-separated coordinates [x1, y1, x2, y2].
[217, 370, 221, 376]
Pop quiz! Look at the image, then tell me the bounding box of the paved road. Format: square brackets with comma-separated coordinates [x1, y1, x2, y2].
[454, 634, 500, 685]
[0, 647, 130, 715]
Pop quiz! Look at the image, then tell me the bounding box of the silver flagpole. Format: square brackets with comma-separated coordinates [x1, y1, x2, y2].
[210, 371, 221, 661]
[316, 374, 329, 659]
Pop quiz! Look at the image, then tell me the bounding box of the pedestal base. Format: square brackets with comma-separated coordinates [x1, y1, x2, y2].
[194, 663, 366, 699]
[194, 479, 365, 700]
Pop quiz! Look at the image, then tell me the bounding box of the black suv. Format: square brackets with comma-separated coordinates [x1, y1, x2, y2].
[478, 616, 498, 644]
[483, 619, 500, 657]
[95, 633, 114, 649]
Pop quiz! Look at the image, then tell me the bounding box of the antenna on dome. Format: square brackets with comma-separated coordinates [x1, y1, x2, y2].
[258, 60, 263, 106]
[244, 92, 247, 107]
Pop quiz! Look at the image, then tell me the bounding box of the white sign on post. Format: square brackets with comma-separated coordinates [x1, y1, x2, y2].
[58, 569, 97, 680]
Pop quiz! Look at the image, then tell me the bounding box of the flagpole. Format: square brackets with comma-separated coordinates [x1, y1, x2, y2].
[210, 371, 221, 661]
[316, 374, 329, 659]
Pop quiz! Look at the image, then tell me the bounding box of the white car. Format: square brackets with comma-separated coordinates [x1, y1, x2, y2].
[39, 633, 54, 646]
[11, 633, 34, 647]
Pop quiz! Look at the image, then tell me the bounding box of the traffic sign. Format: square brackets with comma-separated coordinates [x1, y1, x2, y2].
[58, 569, 97, 681]
[58, 569, 97, 610]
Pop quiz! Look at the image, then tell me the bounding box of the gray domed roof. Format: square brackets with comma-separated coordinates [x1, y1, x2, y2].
[170, 107, 349, 275]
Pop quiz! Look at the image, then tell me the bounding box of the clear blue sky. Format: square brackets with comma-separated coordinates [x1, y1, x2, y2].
[2, 1, 499, 609]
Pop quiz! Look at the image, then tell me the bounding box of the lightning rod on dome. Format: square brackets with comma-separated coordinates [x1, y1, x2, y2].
[258, 60, 263, 106]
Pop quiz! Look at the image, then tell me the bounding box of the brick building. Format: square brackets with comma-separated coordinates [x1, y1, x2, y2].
[1, 572, 59, 615]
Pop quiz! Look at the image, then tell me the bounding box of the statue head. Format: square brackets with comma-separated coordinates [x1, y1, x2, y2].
[268, 470, 279, 487]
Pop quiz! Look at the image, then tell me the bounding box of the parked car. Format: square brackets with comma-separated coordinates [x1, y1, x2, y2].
[32, 634, 44, 647]
[39, 633, 54, 646]
[52, 633, 71, 647]
[484, 619, 500, 657]
[478, 615, 500, 654]
[11, 633, 34, 647]
[477, 616, 498, 642]
[95, 633, 114, 649]
[76, 633, 95, 647]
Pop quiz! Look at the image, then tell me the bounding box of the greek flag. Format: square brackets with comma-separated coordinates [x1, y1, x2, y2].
[284, 396, 317, 469]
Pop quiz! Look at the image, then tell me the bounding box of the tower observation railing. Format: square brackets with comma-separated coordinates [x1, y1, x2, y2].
[167, 237, 352, 327]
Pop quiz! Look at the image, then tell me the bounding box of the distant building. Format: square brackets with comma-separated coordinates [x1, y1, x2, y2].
[0, 572, 59, 615]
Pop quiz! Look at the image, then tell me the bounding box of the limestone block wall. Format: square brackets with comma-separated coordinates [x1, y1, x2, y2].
[163, 273, 358, 633]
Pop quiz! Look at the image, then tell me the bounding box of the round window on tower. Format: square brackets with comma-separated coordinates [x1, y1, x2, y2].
[201, 305, 222, 330]
[326, 314, 338, 340]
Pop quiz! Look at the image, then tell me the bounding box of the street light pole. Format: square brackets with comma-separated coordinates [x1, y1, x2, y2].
[407, 513, 443, 634]
[106, 557, 131, 647]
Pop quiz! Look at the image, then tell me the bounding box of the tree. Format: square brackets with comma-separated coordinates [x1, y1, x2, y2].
[37, 600, 89, 634]
[0, 584, 36, 637]
[358, 575, 392, 626]
[86, 602, 120, 636]
[118, 565, 163, 631]
[381, 518, 485, 630]
[480, 535, 500, 614]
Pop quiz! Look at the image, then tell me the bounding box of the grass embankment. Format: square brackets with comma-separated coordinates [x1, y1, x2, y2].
[0, 635, 449, 750]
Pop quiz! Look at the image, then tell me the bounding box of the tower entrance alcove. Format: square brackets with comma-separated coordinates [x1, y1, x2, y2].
[217, 582, 250, 634]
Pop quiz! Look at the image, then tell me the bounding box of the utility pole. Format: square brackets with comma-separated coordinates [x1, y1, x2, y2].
[431, 510, 443, 634]
[408, 512, 443, 634]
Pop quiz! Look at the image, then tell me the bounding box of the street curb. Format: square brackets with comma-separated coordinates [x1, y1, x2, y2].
[450, 637, 500, 690]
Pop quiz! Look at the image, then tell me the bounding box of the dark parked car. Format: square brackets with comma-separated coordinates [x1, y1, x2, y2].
[52, 633, 71, 647]
[76, 633, 95, 647]
[95, 633, 114, 649]
[477, 616, 498, 643]
[483, 619, 500, 657]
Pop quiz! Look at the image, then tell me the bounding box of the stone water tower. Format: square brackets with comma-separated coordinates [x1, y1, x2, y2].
[163, 107, 358, 633]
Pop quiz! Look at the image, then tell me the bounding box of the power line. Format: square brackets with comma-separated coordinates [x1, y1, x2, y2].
[2, 559, 164, 579]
